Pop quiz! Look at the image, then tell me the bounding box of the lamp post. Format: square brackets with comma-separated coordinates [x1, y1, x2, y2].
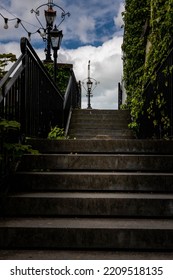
[82, 61, 99, 109]
[31, 0, 70, 62]
[87, 80, 93, 109]
[50, 25, 63, 83]
[44, 4, 57, 61]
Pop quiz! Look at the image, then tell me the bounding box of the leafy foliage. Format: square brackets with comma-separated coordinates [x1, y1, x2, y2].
[122, 0, 150, 133]
[122, 0, 173, 137]
[44, 63, 70, 94]
[47, 125, 66, 140]
[0, 53, 16, 79]
[0, 119, 39, 182]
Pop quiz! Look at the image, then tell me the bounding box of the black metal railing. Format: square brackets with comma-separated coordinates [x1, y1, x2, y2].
[139, 43, 173, 138]
[0, 37, 65, 138]
[0, 37, 81, 138]
[0, 37, 81, 192]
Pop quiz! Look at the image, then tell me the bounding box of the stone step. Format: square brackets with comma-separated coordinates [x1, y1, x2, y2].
[0, 217, 173, 250]
[70, 114, 130, 122]
[28, 139, 173, 154]
[70, 116, 130, 122]
[3, 192, 173, 217]
[13, 171, 173, 192]
[71, 109, 131, 115]
[1, 249, 173, 260]
[2, 103, 173, 256]
[18, 154, 173, 172]
[68, 109, 133, 139]
[69, 122, 129, 129]
[68, 129, 133, 138]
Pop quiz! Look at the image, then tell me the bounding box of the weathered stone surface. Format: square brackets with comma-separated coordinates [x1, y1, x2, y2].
[68, 109, 134, 139]
[18, 154, 173, 172]
[0, 218, 173, 250]
[3, 192, 173, 217]
[1, 109, 173, 255]
[13, 171, 173, 192]
[28, 138, 173, 154]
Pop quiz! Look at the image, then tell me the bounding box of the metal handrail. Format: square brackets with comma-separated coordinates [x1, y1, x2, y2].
[0, 55, 24, 103]
[63, 70, 81, 133]
[63, 75, 73, 110]
[20, 37, 63, 100]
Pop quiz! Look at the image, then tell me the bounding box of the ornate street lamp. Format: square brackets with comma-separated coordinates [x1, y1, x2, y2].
[86, 77, 93, 109]
[50, 25, 63, 83]
[31, 0, 70, 62]
[44, 4, 57, 61]
[82, 61, 99, 109]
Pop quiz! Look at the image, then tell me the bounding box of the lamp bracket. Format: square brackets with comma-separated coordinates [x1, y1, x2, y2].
[31, 2, 70, 29]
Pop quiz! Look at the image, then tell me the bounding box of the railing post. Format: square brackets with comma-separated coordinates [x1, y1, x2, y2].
[118, 82, 122, 110]
[20, 37, 28, 55]
[20, 38, 28, 136]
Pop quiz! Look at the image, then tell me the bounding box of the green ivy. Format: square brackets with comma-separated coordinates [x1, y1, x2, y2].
[44, 63, 70, 94]
[122, 0, 173, 137]
[0, 119, 39, 180]
[47, 125, 66, 140]
[122, 0, 150, 134]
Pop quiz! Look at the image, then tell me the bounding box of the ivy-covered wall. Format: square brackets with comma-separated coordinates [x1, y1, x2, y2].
[122, 0, 173, 137]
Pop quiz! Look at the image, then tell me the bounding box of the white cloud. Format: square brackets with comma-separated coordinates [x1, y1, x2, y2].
[60, 36, 123, 109]
[76, 16, 95, 43]
[1, 0, 123, 44]
[0, 41, 20, 58]
[114, 2, 124, 28]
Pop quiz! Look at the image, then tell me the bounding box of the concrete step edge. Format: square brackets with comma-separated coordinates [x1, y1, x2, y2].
[7, 192, 173, 199]
[27, 139, 173, 154]
[0, 217, 173, 229]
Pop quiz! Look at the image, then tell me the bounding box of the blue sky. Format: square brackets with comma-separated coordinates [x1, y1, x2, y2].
[0, 0, 125, 109]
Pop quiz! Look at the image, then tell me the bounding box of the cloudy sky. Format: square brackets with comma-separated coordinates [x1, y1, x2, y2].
[0, 0, 124, 109]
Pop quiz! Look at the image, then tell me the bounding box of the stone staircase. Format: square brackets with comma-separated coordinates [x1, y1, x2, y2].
[1, 109, 173, 259]
[68, 109, 134, 139]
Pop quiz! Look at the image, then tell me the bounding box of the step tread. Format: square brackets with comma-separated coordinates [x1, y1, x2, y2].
[16, 171, 173, 175]
[22, 153, 173, 157]
[14, 171, 173, 193]
[68, 131, 133, 135]
[8, 192, 173, 199]
[69, 128, 131, 130]
[70, 120, 130, 123]
[19, 154, 173, 171]
[0, 217, 173, 229]
[1, 250, 173, 260]
[27, 139, 173, 154]
[71, 109, 130, 112]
